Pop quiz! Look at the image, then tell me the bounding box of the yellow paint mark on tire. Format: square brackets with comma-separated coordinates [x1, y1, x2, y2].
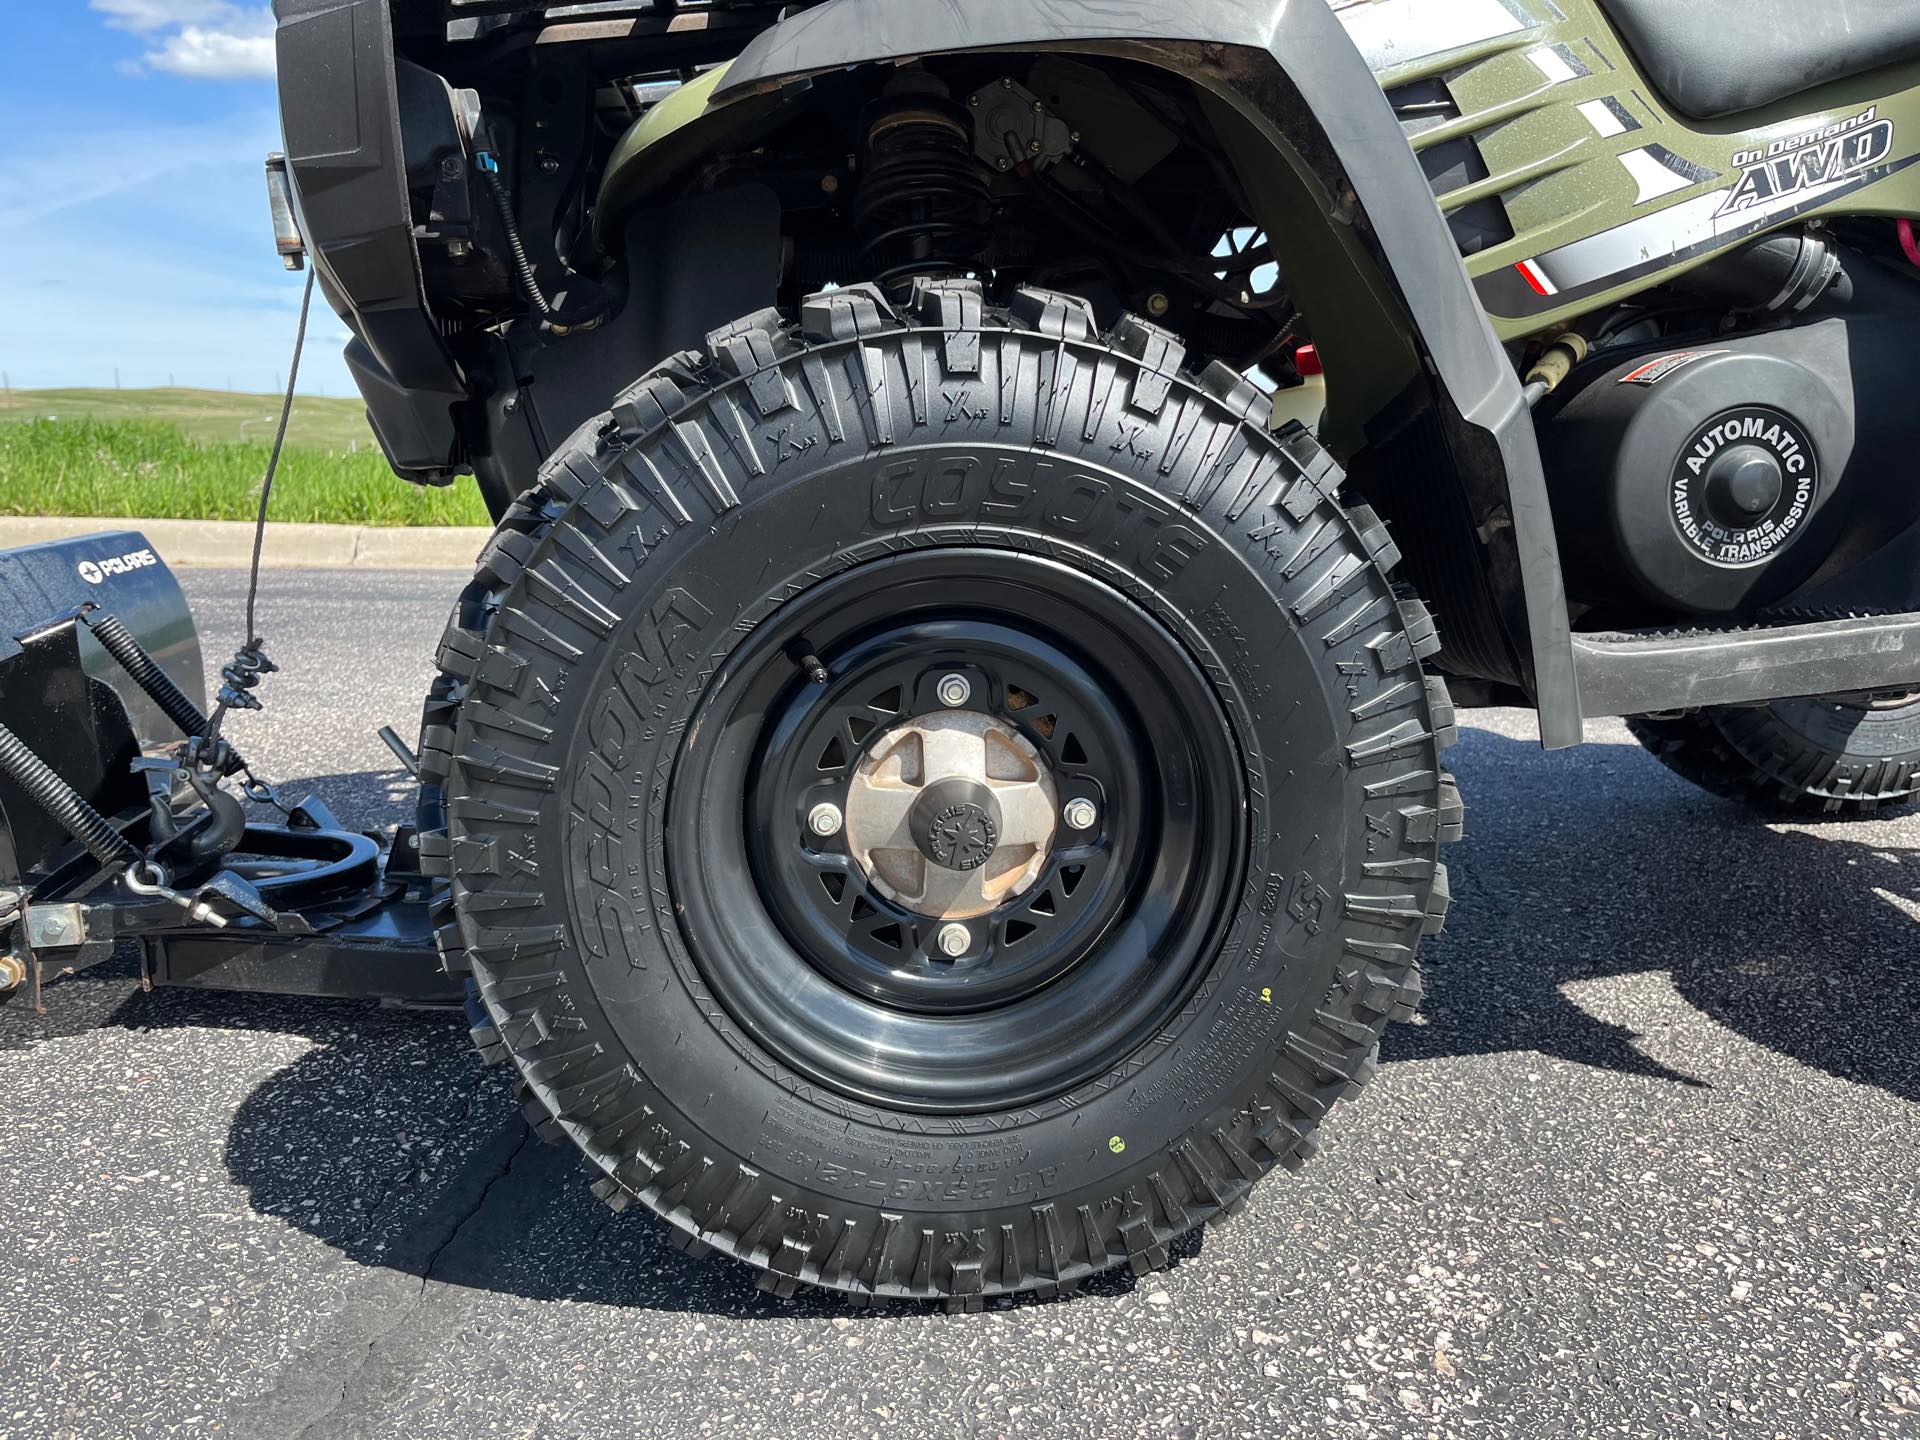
[1108, 1135, 1126, 1154]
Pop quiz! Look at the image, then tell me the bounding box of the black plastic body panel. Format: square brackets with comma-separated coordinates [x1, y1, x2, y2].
[275, 0, 468, 479]
[514, 185, 783, 449]
[1575, 617, 1920, 718]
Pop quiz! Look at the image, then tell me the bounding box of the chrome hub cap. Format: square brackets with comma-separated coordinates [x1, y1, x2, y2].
[842, 710, 1058, 920]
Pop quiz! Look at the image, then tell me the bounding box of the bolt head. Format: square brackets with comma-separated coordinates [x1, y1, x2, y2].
[937, 674, 971, 708]
[936, 923, 971, 958]
[808, 802, 844, 838]
[1063, 798, 1098, 832]
[1146, 293, 1171, 318]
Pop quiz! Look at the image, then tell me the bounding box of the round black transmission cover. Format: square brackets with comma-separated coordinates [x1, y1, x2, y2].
[1544, 343, 1853, 615]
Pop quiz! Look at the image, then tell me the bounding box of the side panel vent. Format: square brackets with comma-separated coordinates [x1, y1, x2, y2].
[1389, 77, 1516, 256]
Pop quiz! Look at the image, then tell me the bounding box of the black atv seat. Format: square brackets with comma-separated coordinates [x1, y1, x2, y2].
[1598, 0, 1920, 120]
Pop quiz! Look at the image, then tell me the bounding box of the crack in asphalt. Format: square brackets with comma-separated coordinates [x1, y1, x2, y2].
[341, 1065, 502, 1248]
[277, 1118, 536, 1440]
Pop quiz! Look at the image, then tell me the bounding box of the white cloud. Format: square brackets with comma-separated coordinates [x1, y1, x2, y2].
[93, 0, 240, 32]
[146, 21, 276, 79]
[92, 1, 276, 81]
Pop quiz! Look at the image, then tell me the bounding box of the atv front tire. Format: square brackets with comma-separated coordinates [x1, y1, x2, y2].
[1629, 695, 1920, 816]
[417, 280, 1460, 1306]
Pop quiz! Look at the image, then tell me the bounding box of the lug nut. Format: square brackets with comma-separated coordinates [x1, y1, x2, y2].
[936, 923, 971, 958]
[808, 802, 843, 838]
[937, 674, 971, 708]
[1063, 798, 1098, 831]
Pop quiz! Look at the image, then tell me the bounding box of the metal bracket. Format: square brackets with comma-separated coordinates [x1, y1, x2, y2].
[23, 902, 91, 951]
[265, 152, 307, 271]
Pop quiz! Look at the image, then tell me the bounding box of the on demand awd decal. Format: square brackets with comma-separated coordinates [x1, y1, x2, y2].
[1720, 107, 1894, 216]
[1480, 105, 1911, 319]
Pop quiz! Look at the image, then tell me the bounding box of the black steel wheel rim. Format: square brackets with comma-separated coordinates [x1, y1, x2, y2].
[668, 551, 1245, 1113]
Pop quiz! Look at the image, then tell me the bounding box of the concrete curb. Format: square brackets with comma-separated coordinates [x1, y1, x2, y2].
[0, 516, 492, 570]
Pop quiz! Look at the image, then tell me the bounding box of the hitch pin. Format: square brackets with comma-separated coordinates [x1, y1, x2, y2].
[124, 861, 230, 929]
[378, 725, 421, 778]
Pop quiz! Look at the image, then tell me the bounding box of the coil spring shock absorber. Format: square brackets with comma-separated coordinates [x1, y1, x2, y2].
[853, 72, 991, 286]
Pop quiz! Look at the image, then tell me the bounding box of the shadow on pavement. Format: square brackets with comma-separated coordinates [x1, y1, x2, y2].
[6, 738, 1914, 1311]
[108, 976, 1174, 1315]
[1390, 732, 1920, 1104]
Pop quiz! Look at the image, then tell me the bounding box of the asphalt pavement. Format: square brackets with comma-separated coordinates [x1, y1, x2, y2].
[0, 568, 1916, 1439]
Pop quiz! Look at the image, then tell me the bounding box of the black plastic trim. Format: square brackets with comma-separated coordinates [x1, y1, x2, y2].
[274, 0, 469, 480]
[1575, 618, 1920, 718]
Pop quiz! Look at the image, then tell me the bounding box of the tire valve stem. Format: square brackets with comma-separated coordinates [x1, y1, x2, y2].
[798, 653, 830, 686]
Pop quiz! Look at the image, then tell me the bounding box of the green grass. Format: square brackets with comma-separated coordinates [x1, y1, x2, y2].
[0, 416, 491, 527]
[0, 386, 378, 453]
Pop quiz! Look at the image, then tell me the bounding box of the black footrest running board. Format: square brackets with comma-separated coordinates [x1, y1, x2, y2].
[1574, 612, 1920, 719]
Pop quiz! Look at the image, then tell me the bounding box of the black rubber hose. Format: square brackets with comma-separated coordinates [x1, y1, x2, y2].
[0, 720, 141, 869]
[476, 155, 610, 335]
[479, 162, 554, 320]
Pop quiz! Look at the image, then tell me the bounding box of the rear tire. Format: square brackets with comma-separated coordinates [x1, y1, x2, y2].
[1629, 696, 1920, 816]
[416, 280, 1461, 1306]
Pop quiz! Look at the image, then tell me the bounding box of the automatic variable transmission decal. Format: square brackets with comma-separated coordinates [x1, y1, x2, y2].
[1670, 408, 1817, 569]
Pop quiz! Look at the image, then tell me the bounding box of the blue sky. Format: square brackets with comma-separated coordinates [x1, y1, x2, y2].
[0, 2, 354, 397]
